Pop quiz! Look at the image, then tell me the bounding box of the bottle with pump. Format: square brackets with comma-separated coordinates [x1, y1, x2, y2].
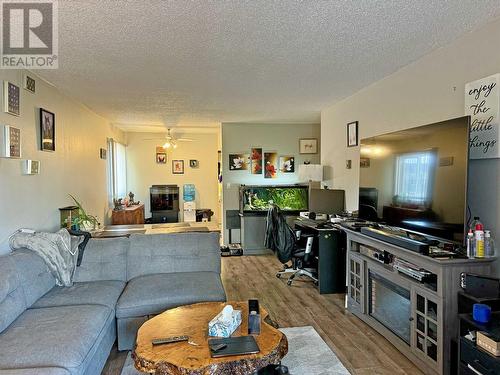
[484, 230, 495, 258]
[475, 223, 485, 258]
[466, 230, 475, 258]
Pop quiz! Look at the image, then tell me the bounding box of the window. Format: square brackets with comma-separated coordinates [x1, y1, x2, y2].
[394, 151, 435, 206]
[107, 138, 127, 202]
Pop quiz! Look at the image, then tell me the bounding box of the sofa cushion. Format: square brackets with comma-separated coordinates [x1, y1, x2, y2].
[0, 368, 70, 375]
[116, 271, 226, 318]
[73, 237, 128, 283]
[127, 232, 221, 280]
[0, 305, 113, 373]
[0, 257, 26, 333]
[31, 280, 125, 310]
[10, 249, 55, 307]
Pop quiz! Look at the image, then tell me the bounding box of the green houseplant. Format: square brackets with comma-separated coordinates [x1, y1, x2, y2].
[68, 194, 99, 230]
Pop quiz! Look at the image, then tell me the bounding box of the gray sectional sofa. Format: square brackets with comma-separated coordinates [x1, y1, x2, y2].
[0, 232, 226, 375]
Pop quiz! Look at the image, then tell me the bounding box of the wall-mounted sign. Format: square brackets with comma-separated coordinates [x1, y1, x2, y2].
[465, 73, 500, 159]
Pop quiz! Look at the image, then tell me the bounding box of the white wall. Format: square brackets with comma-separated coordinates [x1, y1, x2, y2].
[221, 122, 320, 243]
[321, 17, 500, 273]
[0, 70, 123, 255]
[126, 132, 220, 222]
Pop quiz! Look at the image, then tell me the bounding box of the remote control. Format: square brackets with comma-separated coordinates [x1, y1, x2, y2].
[152, 335, 189, 345]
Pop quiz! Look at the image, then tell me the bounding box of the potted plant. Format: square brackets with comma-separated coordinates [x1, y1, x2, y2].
[68, 194, 99, 231]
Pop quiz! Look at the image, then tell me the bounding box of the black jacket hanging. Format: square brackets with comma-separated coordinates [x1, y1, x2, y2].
[265, 205, 296, 264]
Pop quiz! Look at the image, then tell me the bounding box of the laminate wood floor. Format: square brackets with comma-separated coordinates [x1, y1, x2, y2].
[102, 255, 423, 375]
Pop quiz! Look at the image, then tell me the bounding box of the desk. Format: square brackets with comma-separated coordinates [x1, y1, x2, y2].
[294, 218, 346, 294]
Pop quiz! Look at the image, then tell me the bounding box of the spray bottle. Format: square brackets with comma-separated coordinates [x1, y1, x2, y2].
[475, 223, 485, 258]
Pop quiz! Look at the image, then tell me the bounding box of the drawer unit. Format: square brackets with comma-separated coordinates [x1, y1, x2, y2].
[460, 337, 500, 375]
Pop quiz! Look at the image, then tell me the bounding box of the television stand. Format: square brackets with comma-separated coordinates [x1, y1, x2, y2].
[344, 228, 495, 375]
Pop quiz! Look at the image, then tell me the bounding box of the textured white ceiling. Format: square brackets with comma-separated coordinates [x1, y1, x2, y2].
[38, 1, 500, 130]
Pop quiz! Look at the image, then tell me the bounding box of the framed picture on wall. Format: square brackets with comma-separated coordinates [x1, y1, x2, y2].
[347, 121, 358, 147]
[40, 108, 55, 152]
[3, 81, 20, 116]
[156, 146, 166, 164]
[172, 159, 184, 174]
[251, 147, 263, 174]
[360, 157, 370, 168]
[229, 153, 249, 170]
[299, 138, 317, 154]
[264, 152, 278, 178]
[23, 74, 36, 93]
[279, 156, 295, 173]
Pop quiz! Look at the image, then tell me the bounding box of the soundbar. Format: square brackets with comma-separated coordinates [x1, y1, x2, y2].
[360, 227, 429, 254]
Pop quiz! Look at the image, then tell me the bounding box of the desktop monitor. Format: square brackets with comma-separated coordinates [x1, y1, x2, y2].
[309, 189, 345, 215]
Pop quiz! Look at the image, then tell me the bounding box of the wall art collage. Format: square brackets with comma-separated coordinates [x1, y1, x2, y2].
[230, 147, 300, 179]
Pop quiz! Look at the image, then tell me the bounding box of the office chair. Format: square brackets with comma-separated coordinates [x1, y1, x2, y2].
[265, 205, 318, 286]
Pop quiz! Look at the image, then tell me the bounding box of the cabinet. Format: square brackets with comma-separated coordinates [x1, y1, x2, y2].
[412, 287, 442, 370]
[348, 253, 364, 314]
[344, 228, 494, 375]
[112, 204, 145, 225]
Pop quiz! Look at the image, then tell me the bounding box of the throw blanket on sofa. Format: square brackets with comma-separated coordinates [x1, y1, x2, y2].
[9, 229, 82, 286]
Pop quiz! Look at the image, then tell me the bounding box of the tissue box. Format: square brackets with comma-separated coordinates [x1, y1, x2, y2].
[208, 307, 242, 337]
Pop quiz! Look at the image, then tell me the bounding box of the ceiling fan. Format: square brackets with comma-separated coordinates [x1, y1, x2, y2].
[143, 128, 193, 149]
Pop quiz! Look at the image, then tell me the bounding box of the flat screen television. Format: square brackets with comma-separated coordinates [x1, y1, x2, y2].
[358, 116, 470, 242]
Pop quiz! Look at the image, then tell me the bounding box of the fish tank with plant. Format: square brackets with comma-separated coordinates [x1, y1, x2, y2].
[239, 185, 309, 213]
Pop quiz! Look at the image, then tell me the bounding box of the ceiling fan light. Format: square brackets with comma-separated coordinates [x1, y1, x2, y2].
[173, 143, 178, 149]
[163, 142, 171, 148]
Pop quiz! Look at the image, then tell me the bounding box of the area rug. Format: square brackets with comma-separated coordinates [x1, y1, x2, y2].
[121, 326, 350, 375]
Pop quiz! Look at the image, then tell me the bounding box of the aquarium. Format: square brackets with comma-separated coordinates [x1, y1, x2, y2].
[240, 185, 309, 213]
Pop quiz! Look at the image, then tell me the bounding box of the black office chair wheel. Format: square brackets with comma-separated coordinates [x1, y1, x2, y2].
[287, 279, 293, 286]
[276, 273, 282, 279]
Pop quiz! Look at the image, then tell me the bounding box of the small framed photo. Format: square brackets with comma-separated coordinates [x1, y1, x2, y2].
[156, 153, 166, 164]
[100, 148, 107, 160]
[360, 157, 370, 168]
[299, 138, 318, 154]
[3, 81, 20, 116]
[279, 156, 295, 173]
[40, 108, 55, 152]
[189, 159, 199, 168]
[155, 146, 166, 164]
[1, 125, 21, 158]
[23, 74, 36, 93]
[347, 121, 358, 147]
[172, 159, 184, 174]
[229, 153, 249, 170]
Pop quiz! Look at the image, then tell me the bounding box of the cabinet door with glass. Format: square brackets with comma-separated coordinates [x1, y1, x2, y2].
[348, 253, 365, 314]
[411, 286, 442, 371]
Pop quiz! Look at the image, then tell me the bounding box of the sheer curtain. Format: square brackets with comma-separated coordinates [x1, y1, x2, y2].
[107, 139, 127, 202]
[394, 151, 435, 206]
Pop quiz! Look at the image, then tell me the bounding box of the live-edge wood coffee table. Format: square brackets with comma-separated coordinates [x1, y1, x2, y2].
[133, 301, 288, 375]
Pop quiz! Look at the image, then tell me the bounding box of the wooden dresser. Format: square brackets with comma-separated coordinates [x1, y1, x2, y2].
[112, 204, 145, 225]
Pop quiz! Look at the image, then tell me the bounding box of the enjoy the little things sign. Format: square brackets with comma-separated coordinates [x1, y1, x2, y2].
[465, 73, 500, 159]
